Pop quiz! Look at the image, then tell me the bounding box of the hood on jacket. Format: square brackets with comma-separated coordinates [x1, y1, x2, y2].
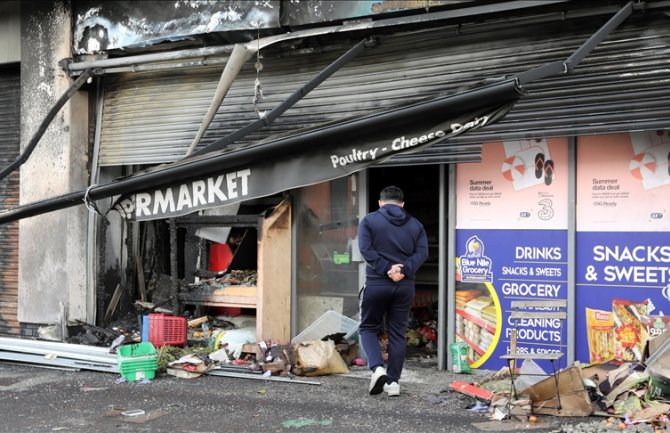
[379, 204, 409, 226]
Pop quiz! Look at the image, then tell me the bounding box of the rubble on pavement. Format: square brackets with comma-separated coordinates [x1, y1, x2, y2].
[449, 330, 670, 430]
[0, 307, 363, 386]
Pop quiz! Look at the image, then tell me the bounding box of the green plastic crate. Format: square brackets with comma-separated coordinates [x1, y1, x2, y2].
[117, 342, 158, 381]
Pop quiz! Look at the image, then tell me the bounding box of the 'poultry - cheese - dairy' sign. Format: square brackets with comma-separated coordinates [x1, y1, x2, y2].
[112, 81, 521, 221]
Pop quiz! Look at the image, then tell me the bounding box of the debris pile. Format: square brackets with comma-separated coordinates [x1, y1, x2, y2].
[186, 269, 258, 290]
[449, 330, 670, 429]
[153, 317, 359, 381]
[0, 306, 364, 388]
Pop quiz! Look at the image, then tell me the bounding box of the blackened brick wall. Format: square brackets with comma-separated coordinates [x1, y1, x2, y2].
[19, 323, 40, 338]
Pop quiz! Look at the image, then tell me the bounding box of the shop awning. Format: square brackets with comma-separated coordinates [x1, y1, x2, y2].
[0, 77, 522, 224]
[111, 79, 522, 221]
[0, 1, 635, 224]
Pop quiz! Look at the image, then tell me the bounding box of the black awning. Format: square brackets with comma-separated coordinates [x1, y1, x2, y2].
[110, 79, 522, 220]
[0, 1, 635, 224]
[0, 78, 521, 223]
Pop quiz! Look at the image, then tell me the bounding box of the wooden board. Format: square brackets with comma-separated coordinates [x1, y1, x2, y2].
[178, 286, 257, 308]
[256, 200, 291, 343]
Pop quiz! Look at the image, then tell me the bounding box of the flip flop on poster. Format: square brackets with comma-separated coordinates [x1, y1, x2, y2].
[544, 159, 555, 186]
[535, 153, 545, 179]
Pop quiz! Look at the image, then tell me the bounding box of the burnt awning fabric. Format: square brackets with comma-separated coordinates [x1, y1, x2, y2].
[111, 78, 522, 221]
[0, 78, 522, 224]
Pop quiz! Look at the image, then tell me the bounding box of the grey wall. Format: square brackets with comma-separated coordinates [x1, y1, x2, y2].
[0, 1, 21, 64]
[18, 1, 91, 327]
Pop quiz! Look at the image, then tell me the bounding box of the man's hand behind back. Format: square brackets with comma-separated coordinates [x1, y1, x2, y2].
[388, 264, 405, 282]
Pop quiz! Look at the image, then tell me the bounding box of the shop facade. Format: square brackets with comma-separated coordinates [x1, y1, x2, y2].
[6, 1, 670, 371]
[290, 2, 670, 370]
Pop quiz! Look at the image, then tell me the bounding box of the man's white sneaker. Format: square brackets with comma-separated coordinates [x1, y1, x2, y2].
[369, 366, 388, 395]
[383, 381, 400, 396]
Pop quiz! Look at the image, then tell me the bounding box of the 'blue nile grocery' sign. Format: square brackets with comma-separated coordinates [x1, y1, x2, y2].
[455, 229, 567, 370]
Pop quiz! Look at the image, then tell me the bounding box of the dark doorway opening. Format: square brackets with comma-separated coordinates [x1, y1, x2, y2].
[367, 165, 441, 356]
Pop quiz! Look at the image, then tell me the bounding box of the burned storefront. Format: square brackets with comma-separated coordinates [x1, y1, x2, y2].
[2, 1, 670, 380]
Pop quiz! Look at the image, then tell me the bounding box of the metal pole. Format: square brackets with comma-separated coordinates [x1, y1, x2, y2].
[67, 45, 236, 73]
[445, 164, 457, 371]
[185, 44, 255, 155]
[169, 218, 179, 313]
[207, 369, 321, 385]
[565, 1, 633, 71]
[86, 76, 106, 324]
[437, 164, 447, 371]
[567, 136, 577, 364]
[517, 1, 633, 85]
[190, 38, 373, 157]
[0, 69, 92, 183]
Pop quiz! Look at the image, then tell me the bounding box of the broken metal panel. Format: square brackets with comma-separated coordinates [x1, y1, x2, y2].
[0, 67, 20, 336]
[72, 0, 281, 55]
[0, 336, 119, 373]
[207, 368, 321, 385]
[0, 351, 119, 373]
[281, 0, 466, 26]
[99, 10, 670, 167]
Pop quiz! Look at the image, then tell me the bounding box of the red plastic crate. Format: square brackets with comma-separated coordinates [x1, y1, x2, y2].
[148, 314, 187, 347]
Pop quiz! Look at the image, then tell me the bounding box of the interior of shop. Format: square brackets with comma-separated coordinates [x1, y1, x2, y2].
[165, 199, 283, 335]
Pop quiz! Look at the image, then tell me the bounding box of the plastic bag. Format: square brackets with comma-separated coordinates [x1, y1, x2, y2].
[296, 339, 349, 376]
[514, 359, 547, 393]
[450, 342, 471, 374]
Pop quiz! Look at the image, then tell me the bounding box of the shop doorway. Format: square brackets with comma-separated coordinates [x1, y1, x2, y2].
[367, 165, 441, 355]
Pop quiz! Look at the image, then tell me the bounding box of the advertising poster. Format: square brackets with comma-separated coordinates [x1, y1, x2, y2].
[576, 132, 670, 364]
[455, 229, 568, 370]
[576, 132, 670, 232]
[455, 139, 569, 369]
[457, 138, 568, 230]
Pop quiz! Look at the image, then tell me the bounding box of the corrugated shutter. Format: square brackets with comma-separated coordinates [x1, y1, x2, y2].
[0, 66, 20, 336]
[99, 9, 670, 167]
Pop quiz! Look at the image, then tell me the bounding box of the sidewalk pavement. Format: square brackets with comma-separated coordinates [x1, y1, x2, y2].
[0, 358, 598, 433]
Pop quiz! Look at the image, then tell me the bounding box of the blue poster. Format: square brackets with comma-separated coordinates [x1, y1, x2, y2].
[455, 229, 568, 370]
[576, 231, 670, 364]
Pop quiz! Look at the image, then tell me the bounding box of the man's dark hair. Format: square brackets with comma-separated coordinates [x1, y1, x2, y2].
[380, 186, 404, 203]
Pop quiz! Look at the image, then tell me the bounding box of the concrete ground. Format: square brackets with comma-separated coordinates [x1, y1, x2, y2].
[0, 358, 616, 433]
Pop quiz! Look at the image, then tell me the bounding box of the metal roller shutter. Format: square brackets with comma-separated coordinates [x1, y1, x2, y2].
[98, 9, 670, 167]
[0, 66, 20, 336]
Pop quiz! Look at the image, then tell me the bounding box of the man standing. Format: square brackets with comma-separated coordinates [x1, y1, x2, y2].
[358, 186, 429, 396]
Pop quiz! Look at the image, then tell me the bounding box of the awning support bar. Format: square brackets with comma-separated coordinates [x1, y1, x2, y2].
[190, 38, 373, 157]
[565, 1, 633, 70]
[517, 1, 633, 85]
[0, 69, 93, 183]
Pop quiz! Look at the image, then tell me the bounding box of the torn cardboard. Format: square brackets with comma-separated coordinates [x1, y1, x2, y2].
[519, 364, 593, 416]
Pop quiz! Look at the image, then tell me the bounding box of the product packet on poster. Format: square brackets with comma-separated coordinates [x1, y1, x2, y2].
[585, 308, 615, 364]
[612, 298, 650, 362]
[640, 314, 670, 341]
